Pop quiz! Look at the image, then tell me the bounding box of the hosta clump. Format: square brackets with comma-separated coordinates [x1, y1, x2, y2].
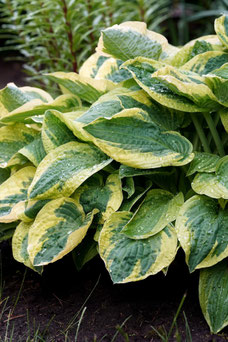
[1, 17, 228, 334]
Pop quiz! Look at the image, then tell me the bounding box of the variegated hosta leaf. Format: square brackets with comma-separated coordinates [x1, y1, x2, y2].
[28, 141, 112, 200]
[167, 35, 224, 67]
[12, 221, 42, 273]
[187, 152, 220, 176]
[28, 197, 97, 266]
[215, 15, 228, 49]
[0, 166, 36, 222]
[160, 44, 180, 61]
[175, 195, 228, 272]
[118, 91, 186, 131]
[192, 156, 228, 199]
[122, 190, 183, 239]
[0, 94, 81, 124]
[180, 51, 228, 75]
[0, 222, 18, 241]
[79, 52, 109, 79]
[47, 72, 115, 103]
[96, 21, 168, 61]
[41, 110, 77, 153]
[0, 123, 39, 168]
[84, 108, 194, 169]
[204, 64, 228, 106]
[40, 108, 89, 143]
[0, 83, 52, 119]
[122, 58, 219, 112]
[18, 199, 50, 222]
[99, 211, 178, 283]
[73, 173, 123, 223]
[58, 88, 150, 142]
[199, 260, 228, 333]
[95, 58, 132, 83]
[8, 136, 46, 168]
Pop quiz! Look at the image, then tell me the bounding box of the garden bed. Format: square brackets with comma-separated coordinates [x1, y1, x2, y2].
[0, 241, 227, 342]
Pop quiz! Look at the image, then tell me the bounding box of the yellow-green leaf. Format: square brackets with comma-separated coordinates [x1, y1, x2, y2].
[96, 21, 168, 61]
[199, 260, 228, 333]
[28, 141, 112, 200]
[28, 197, 97, 266]
[215, 15, 228, 49]
[175, 195, 228, 272]
[84, 108, 194, 169]
[12, 221, 42, 273]
[41, 110, 78, 153]
[0, 94, 81, 123]
[122, 58, 219, 112]
[168, 36, 224, 67]
[0, 166, 36, 222]
[192, 155, 228, 199]
[122, 190, 183, 239]
[0, 123, 39, 168]
[181, 51, 228, 76]
[47, 72, 115, 103]
[0, 83, 52, 119]
[73, 173, 123, 224]
[99, 211, 178, 283]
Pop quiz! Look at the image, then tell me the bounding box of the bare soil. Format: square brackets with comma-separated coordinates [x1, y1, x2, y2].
[0, 241, 228, 342]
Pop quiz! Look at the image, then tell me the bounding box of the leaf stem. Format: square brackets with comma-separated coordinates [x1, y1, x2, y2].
[190, 113, 211, 153]
[203, 112, 225, 157]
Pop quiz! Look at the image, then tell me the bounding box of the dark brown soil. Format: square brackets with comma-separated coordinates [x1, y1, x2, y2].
[0, 241, 228, 342]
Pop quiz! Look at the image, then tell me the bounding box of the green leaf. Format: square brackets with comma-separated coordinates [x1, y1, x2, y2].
[84, 108, 194, 169]
[175, 195, 228, 272]
[47, 72, 115, 103]
[0, 166, 36, 223]
[192, 156, 228, 199]
[187, 152, 220, 176]
[0, 221, 18, 242]
[199, 260, 228, 333]
[28, 197, 97, 266]
[120, 181, 152, 212]
[0, 94, 81, 123]
[42, 110, 78, 153]
[0, 168, 10, 185]
[122, 177, 135, 199]
[28, 141, 112, 200]
[99, 211, 178, 283]
[97, 22, 167, 61]
[215, 15, 228, 49]
[12, 221, 42, 273]
[122, 190, 183, 239]
[123, 58, 220, 112]
[72, 231, 98, 271]
[0, 123, 39, 167]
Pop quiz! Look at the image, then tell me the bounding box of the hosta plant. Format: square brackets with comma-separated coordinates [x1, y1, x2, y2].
[1, 16, 228, 334]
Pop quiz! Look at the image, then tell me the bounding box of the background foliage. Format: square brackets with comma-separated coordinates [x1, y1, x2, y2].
[1, 0, 228, 91]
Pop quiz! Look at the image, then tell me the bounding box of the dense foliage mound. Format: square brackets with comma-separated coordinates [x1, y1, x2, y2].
[0, 15, 228, 334]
